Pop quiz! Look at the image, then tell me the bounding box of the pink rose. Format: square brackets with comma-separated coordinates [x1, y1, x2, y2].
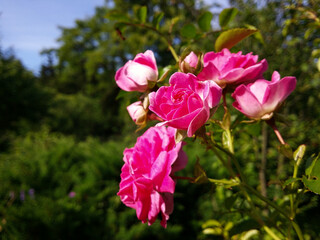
[232, 71, 297, 120]
[149, 72, 222, 137]
[127, 101, 147, 125]
[179, 51, 199, 73]
[115, 50, 158, 92]
[117, 126, 188, 227]
[197, 48, 268, 88]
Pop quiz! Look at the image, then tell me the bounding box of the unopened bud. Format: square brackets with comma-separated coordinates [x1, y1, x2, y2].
[179, 51, 202, 74]
[127, 101, 148, 126]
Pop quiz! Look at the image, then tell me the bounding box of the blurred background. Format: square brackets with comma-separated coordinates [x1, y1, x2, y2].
[0, 0, 320, 239]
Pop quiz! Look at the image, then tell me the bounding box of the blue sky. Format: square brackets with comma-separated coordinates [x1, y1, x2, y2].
[0, 0, 106, 73]
[0, 0, 227, 74]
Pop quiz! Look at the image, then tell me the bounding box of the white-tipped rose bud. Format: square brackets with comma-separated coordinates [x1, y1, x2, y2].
[127, 101, 148, 125]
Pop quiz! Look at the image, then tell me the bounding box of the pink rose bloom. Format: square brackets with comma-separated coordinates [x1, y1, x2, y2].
[232, 71, 297, 120]
[117, 126, 188, 227]
[115, 50, 158, 92]
[149, 72, 222, 137]
[127, 101, 147, 125]
[197, 48, 268, 88]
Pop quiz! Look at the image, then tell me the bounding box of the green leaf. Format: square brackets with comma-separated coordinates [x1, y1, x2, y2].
[229, 219, 260, 237]
[245, 24, 264, 45]
[203, 227, 223, 235]
[181, 23, 197, 39]
[293, 144, 306, 165]
[225, 195, 238, 210]
[304, 28, 315, 39]
[278, 144, 293, 160]
[202, 219, 221, 228]
[215, 28, 258, 52]
[282, 178, 302, 189]
[303, 154, 320, 194]
[202, 220, 222, 235]
[317, 58, 320, 72]
[105, 11, 130, 22]
[305, 154, 319, 176]
[152, 12, 164, 30]
[219, 8, 238, 28]
[194, 158, 208, 184]
[198, 11, 213, 32]
[137, 6, 147, 24]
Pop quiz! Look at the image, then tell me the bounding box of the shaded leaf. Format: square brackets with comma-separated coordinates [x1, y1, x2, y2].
[225, 194, 238, 210]
[198, 11, 213, 32]
[278, 144, 293, 160]
[282, 178, 302, 189]
[137, 6, 147, 24]
[219, 8, 238, 28]
[303, 154, 320, 194]
[105, 11, 130, 22]
[215, 28, 258, 52]
[181, 23, 197, 39]
[194, 158, 208, 184]
[152, 12, 164, 30]
[229, 219, 260, 237]
[305, 154, 319, 176]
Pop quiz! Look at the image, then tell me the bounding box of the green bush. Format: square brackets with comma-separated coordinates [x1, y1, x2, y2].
[0, 129, 217, 239]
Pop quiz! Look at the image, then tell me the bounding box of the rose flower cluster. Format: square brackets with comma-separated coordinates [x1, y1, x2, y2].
[115, 49, 297, 227]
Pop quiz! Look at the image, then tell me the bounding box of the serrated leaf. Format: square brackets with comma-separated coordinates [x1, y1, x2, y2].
[278, 144, 293, 160]
[219, 8, 238, 28]
[215, 28, 258, 52]
[105, 11, 130, 22]
[181, 23, 197, 39]
[293, 144, 306, 165]
[198, 11, 213, 32]
[137, 6, 147, 24]
[303, 154, 320, 194]
[152, 12, 164, 30]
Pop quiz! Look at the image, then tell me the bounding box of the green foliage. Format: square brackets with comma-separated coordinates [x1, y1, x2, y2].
[303, 154, 320, 194]
[0, 50, 52, 134]
[44, 93, 118, 139]
[219, 8, 239, 29]
[198, 11, 213, 32]
[181, 23, 197, 39]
